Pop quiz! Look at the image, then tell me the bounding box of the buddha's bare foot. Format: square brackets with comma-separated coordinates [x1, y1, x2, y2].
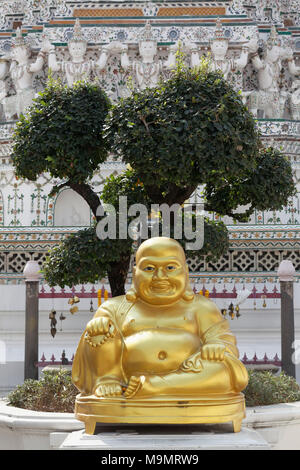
[95, 381, 123, 398]
[124, 376, 146, 398]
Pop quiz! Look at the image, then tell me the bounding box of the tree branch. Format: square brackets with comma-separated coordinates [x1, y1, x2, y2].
[68, 182, 102, 219]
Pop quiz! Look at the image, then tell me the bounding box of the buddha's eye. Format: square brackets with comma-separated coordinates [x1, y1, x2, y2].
[166, 265, 177, 271]
[143, 266, 155, 272]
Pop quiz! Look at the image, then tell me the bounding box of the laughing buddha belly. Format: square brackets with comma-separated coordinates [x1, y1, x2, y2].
[72, 237, 248, 434]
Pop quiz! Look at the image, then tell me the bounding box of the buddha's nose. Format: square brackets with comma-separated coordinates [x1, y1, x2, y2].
[154, 267, 167, 279]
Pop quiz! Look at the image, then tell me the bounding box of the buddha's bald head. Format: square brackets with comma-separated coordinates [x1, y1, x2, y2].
[132, 237, 192, 306]
[135, 237, 186, 265]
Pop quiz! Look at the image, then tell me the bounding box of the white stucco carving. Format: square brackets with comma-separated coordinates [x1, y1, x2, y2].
[1, 28, 47, 120]
[286, 48, 300, 121]
[248, 26, 290, 118]
[120, 21, 177, 90]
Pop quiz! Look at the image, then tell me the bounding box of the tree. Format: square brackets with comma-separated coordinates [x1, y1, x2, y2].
[105, 64, 295, 222]
[11, 67, 296, 296]
[11, 80, 134, 295]
[12, 80, 110, 213]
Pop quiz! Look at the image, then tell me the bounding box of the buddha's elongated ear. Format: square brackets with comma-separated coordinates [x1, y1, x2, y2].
[126, 286, 138, 302]
[182, 265, 195, 301]
[182, 287, 195, 301]
[126, 266, 138, 301]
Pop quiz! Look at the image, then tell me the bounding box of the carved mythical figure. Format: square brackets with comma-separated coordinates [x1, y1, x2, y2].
[190, 18, 250, 81]
[248, 26, 288, 118]
[72, 237, 248, 435]
[46, 18, 116, 87]
[120, 21, 177, 90]
[0, 57, 9, 102]
[1, 28, 47, 120]
[286, 48, 300, 121]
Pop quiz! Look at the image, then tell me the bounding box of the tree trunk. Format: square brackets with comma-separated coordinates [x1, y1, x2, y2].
[69, 181, 133, 296]
[69, 182, 102, 219]
[107, 251, 132, 297]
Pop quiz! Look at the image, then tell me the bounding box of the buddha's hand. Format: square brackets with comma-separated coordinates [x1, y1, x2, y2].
[86, 316, 115, 337]
[201, 343, 226, 361]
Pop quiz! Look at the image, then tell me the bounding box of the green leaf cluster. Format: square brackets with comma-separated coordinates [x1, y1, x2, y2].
[11, 80, 110, 182]
[245, 370, 300, 407]
[105, 67, 260, 189]
[42, 225, 133, 288]
[205, 147, 296, 222]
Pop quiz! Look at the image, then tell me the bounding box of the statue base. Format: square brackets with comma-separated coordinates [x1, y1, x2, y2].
[75, 393, 246, 435]
[58, 426, 270, 450]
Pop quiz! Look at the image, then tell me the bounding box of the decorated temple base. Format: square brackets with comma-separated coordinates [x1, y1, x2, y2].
[75, 393, 246, 435]
[59, 424, 270, 450]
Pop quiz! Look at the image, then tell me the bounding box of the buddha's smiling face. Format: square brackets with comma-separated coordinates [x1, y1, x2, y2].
[133, 238, 187, 305]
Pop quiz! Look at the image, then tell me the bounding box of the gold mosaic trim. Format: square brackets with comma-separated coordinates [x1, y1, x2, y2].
[74, 6, 225, 18]
[74, 8, 143, 17]
[157, 7, 226, 16]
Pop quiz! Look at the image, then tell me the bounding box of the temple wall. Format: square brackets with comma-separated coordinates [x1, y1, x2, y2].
[0, 0, 299, 390]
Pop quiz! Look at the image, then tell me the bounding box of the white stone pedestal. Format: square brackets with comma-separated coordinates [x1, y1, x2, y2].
[58, 424, 270, 450]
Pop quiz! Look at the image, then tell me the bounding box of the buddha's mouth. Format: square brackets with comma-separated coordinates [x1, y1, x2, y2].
[151, 281, 173, 292]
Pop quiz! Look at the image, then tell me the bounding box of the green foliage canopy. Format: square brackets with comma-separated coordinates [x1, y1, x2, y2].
[105, 66, 296, 221]
[105, 67, 260, 190]
[11, 80, 110, 183]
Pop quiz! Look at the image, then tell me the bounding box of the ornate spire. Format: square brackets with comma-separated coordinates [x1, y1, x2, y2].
[69, 18, 87, 44]
[138, 20, 156, 43]
[12, 27, 26, 48]
[267, 24, 281, 47]
[212, 17, 227, 41]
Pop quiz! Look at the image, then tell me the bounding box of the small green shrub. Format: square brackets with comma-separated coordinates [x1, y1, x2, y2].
[244, 370, 300, 407]
[7, 369, 78, 413]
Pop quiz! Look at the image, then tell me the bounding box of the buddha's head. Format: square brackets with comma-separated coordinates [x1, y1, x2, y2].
[128, 237, 194, 305]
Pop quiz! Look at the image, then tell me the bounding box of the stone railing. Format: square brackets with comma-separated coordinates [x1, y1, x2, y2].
[257, 119, 300, 138]
[0, 121, 16, 141]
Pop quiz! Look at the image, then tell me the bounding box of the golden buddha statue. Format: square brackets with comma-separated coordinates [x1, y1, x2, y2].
[72, 237, 248, 434]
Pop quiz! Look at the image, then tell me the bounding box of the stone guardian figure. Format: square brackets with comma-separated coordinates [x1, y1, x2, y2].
[189, 18, 250, 81]
[286, 47, 300, 121]
[1, 28, 47, 120]
[46, 18, 116, 86]
[248, 25, 288, 118]
[120, 21, 178, 90]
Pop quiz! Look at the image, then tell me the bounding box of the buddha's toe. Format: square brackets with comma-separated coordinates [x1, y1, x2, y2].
[95, 382, 123, 397]
[124, 375, 145, 398]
